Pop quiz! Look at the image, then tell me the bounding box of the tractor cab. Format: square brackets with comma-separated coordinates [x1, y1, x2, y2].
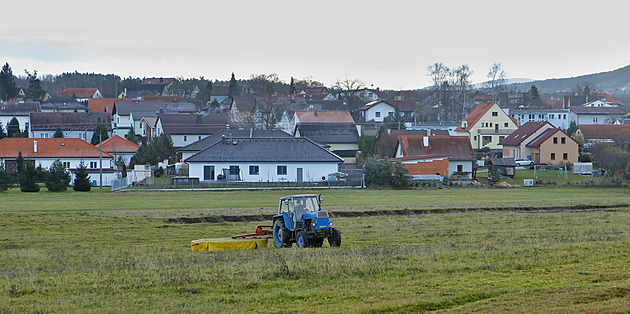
[279, 195, 321, 230]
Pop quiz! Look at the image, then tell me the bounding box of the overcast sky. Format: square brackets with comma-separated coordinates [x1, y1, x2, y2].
[0, 0, 627, 90]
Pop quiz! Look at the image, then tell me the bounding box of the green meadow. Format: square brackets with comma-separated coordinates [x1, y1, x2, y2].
[1, 187, 630, 312]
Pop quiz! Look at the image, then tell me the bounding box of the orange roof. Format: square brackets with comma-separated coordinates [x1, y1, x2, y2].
[88, 98, 130, 113]
[455, 102, 494, 132]
[0, 138, 112, 158]
[594, 93, 620, 105]
[57, 87, 99, 98]
[96, 135, 139, 153]
[295, 110, 355, 123]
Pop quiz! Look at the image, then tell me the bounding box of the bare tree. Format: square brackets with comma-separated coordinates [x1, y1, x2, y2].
[572, 82, 599, 96]
[425, 63, 473, 122]
[249, 73, 286, 95]
[257, 96, 288, 130]
[486, 63, 507, 102]
[331, 75, 365, 111]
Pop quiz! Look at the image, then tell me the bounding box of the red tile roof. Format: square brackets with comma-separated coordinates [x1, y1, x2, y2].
[57, 87, 99, 98]
[295, 110, 355, 123]
[595, 93, 620, 105]
[88, 98, 130, 113]
[455, 102, 496, 132]
[0, 138, 112, 158]
[499, 121, 552, 146]
[96, 135, 139, 153]
[397, 135, 475, 161]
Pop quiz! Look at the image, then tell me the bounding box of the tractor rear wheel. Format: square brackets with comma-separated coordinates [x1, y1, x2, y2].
[273, 219, 291, 248]
[310, 238, 324, 247]
[328, 228, 341, 247]
[296, 231, 307, 248]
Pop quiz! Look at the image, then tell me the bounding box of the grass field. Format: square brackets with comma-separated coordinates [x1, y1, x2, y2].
[2, 187, 630, 312]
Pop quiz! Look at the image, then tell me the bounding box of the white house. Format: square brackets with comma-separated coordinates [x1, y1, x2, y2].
[0, 138, 118, 186]
[111, 100, 202, 136]
[357, 100, 395, 122]
[508, 109, 571, 130]
[569, 106, 626, 125]
[185, 137, 343, 182]
[29, 112, 111, 142]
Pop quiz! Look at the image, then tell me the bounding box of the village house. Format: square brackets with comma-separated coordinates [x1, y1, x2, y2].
[154, 113, 228, 147]
[574, 124, 630, 143]
[393, 135, 476, 180]
[524, 128, 579, 165]
[0, 138, 116, 186]
[185, 137, 343, 182]
[111, 100, 203, 136]
[293, 110, 359, 156]
[499, 121, 555, 160]
[57, 87, 103, 103]
[95, 135, 139, 166]
[40, 96, 88, 113]
[508, 108, 571, 130]
[455, 102, 519, 151]
[0, 102, 40, 135]
[357, 100, 417, 126]
[29, 112, 111, 141]
[178, 129, 292, 162]
[88, 98, 131, 114]
[569, 106, 625, 125]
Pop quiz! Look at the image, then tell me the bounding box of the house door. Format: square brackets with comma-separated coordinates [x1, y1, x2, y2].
[203, 166, 214, 181]
[297, 168, 303, 182]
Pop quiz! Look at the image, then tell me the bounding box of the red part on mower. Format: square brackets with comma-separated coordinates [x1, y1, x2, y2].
[231, 225, 273, 239]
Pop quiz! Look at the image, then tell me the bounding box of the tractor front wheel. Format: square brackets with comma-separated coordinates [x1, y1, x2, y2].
[296, 231, 307, 248]
[273, 219, 291, 248]
[328, 228, 341, 247]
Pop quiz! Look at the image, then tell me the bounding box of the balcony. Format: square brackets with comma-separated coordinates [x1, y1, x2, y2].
[477, 128, 516, 134]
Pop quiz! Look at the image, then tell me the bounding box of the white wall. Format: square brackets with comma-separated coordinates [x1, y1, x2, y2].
[188, 161, 339, 182]
[448, 160, 473, 179]
[171, 134, 208, 147]
[571, 113, 622, 125]
[364, 102, 394, 122]
[31, 130, 93, 141]
[0, 115, 29, 134]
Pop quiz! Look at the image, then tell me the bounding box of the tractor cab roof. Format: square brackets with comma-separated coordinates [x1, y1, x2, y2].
[279, 194, 318, 201]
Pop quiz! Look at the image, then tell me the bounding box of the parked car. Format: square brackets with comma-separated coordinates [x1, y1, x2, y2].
[515, 158, 535, 166]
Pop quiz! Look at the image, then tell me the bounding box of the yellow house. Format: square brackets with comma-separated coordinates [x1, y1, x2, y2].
[455, 102, 518, 151]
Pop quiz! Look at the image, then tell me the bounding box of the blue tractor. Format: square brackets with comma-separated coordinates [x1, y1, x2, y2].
[272, 194, 341, 248]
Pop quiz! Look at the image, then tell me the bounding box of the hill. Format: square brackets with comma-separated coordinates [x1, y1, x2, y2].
[506, 64, 630, 94]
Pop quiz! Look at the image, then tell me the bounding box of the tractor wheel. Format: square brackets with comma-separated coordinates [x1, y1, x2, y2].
[328, 228, 341, 247]
[273, 219, 291, 248]
[296, 231, 307, 248]
[310, 238, 324, 248]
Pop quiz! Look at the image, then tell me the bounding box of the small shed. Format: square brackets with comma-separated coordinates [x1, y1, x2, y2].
[488, 158, 518, 179]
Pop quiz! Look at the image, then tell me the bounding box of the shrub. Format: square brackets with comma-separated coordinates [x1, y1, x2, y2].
[20, 163, 40, 192]
[73, 162, 92, 192]
[46, 159, 71, 192]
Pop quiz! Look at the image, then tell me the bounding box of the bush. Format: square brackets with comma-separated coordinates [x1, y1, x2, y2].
[73, 162, 92, 192]
[46, 159, 71, 192]
[0, 163, 12, 191]
[20, 163, 40, 192]
[363, 158, 409, 188]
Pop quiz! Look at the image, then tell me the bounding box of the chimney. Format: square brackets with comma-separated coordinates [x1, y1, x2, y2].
[423, 136, 429, 147]
[34, 140, 38, 154]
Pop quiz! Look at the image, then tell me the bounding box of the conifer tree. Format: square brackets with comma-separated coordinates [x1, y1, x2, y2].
[20, 162, 40, 192]
[73, 162, 91, 191]
[54, 126, 64, 138]
[45, 159, 71, 191]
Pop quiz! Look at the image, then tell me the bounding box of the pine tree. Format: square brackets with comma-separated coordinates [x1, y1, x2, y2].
[54, 126, 64, 138]
[91, 117, 109, 145]
[19, 162, 40, 192]
[0, 122, 6, 139]
[8, 117, 20, 138]
[289, 77, 296, 94]
[0, 63, 17, 101]
[125, 125, 138, 144]
[24, 70, 47, 101]
[121, 163, 127, 178]
[16, 151, 24, 174]
[228, 72, 239, 97]
[73, 162, 91, 191]
[45, 159, 71, 191]
[0, 162, 12, 191]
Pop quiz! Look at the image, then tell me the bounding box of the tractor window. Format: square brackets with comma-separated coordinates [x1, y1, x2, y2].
[279, 199, 292, 214]
[304, 197, 319, 212]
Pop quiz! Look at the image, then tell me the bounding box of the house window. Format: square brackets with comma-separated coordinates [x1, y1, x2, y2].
[553, 137, 558, 144]
[473, 136, 477, 141]
[593, 117, 598, 123]
[550, 114, 555, 119]
[229, 165, 240, 175]
[563, 114, 567, 119]
[183, 135, 188, 142]
[550, 153, 556, 160]
[90, 162, 97, 168]
[277, 165, 287, 175]
[529, 114, 534, 119]
[457, 165, 463, 172]
[563, 153, 568, 160]
[375, 112, 381, 118]
[489, 123, 493, 127]
[538, 114, 543, 119]
[62, 162, 71, 169]
[249, 165, 259, 175]
[482, 136, 492, 146]
[492, 111, 498, 116]
[498, 136, 505, 142]
[504, 123, 508, 127]
[198, 136, 202, 141]
[561, 137, 566, 144]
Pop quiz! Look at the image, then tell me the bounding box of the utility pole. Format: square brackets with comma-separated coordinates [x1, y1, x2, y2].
[99, 132, 102, 188]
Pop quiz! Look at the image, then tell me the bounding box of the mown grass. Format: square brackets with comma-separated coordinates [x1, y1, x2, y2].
[1, 188, 630, 312]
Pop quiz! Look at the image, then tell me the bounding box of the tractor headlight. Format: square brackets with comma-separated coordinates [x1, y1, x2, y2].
[312, 223, 316, 227]
[329, 222, 333, 226]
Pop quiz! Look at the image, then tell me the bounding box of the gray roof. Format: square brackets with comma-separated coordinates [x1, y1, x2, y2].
[0, 102, 40, 115]
[295, 122, 359, 144]
[113, 100, 202, 116]
[30, 112, 112, 131]
[41, 96, 87, 111]
[186, 137, 343, 163]
[178, 129, 293, 152]
[569, 106, 625, 115]
[489, 157, 518, 167]
[159, 113, 228, 135]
